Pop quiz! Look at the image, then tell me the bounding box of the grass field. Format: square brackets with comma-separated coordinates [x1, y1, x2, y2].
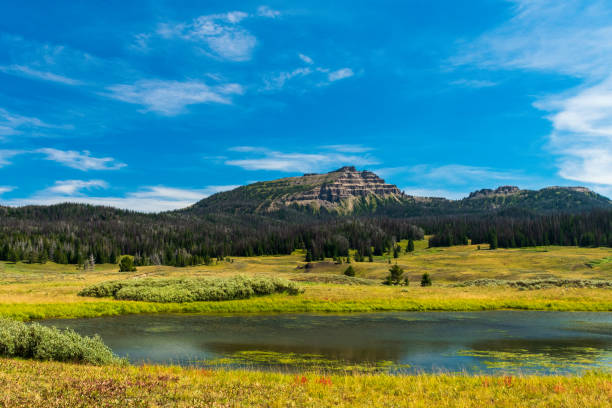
[0, 358, 610, 407]
[1, 242, 611, 407]
[0, 241, 611, 319]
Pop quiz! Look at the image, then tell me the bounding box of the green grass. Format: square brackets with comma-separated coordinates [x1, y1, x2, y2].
[0, 358, 610, 407]
[2, 293, 612, 321]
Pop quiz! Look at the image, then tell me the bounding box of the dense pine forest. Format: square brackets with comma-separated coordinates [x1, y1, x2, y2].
[1, 200, 611, 267]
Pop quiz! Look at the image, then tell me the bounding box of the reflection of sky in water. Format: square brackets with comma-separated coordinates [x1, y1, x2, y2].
[42, 311, 612, 374]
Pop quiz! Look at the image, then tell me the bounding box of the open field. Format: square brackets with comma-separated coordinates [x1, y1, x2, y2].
[0, 358, 610, 408]
[0, 241, 611, 319]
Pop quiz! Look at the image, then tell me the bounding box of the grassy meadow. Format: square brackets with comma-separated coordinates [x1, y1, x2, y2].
[0, 240, 611, 320]
[1, 241, 611, 406]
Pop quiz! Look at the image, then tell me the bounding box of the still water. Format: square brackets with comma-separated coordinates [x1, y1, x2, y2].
[43, 311, 612, 374]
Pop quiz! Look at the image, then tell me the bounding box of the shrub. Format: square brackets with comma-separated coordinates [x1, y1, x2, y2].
[344, 266, 356, 277]
[421, 273, 432, 287]
[119, 256, 136, 272]
[454, 278, 612, 290]
[0, 318, 122, 365]
[78, 276, 303, 303]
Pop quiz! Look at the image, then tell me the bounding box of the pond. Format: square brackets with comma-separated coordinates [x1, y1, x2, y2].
[42, 311, 612, 374]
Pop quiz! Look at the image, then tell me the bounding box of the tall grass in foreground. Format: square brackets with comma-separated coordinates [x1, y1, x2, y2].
[0, 358, 610, 407]
[78, 276, 302, 303]
[0, 318, 122, 365]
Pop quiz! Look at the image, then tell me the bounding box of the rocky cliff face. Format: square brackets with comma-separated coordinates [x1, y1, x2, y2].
[281, 166, 403, 209]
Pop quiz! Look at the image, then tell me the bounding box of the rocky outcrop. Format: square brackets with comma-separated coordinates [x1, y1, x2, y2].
[281, 166, 403, 209]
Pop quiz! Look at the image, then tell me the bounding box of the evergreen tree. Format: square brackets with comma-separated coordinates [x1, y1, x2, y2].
[386, 264, 404, 285]
[421, 272, 432, 287]
[344, 265, 356, 277]
[407, 239, 415, 252]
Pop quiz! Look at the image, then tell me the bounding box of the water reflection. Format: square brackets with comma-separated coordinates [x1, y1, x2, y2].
[42, 311, 612, 374]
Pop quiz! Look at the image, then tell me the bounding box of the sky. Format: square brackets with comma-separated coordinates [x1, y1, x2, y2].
[1, 0, 612, 211]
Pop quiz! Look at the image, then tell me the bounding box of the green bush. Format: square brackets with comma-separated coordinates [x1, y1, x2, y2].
[0, 318, 122, 365]
[421, 273, 432, 287]
[78, 276, 303, 303]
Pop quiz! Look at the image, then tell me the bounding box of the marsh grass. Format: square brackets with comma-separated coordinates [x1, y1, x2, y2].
[0, 358, 610, 407]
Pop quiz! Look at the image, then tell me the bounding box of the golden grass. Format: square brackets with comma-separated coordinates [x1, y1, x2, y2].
[0, 242, 610, 319]
[0, 358, 610, 407]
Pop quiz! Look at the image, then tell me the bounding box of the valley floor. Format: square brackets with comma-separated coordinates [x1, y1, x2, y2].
[0, 358, 610, 408]
[0, 243, 611, 319]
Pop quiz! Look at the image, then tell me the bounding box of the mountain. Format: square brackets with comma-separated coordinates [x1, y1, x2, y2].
[186, 167, 612, 217]
[1, 166, 611, 265]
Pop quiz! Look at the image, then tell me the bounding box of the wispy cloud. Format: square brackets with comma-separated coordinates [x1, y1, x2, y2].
[2, 184, 239, 212]
[105, 79, 243, 115]
[450, 78, 498, 88]
[328, 68, 354, 82]
[401, 187, 467, 200]
[415, 164, 520, 185]
[225, 146, 378, 173]
[0, 186, 15, 195]
[0, 150, 23, 167]
[36, 148, 126, 171]
[453, 0, 612, 189]
[0, 64, 82, 85]
[45, 179, 109, 195]
[298, 53, 314, 64]
[262, 67, 312, 90]
[0, 108, 57, 138]
[157, 10, 268, 61]
[257, 6, 281, 18]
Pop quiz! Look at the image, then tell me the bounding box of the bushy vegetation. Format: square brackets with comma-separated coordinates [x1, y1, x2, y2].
[343, 265, 355, 277]
[455, 278, 612, 290]
[421, 273, 432, 287]
[289, 273, 380, 286]
[119, 256, 136, 272]
[385, 264, 408, 285]
[0, 318, 121, 365]
[78, 276, 303, 303]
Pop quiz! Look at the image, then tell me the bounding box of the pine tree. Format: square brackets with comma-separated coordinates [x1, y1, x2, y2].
[421, 272, 432, 287]
[407, 239, 415, 252]
[344, 265, 355, 277]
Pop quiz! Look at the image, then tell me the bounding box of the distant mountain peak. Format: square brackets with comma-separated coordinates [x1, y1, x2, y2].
[468, 186, 521, 199]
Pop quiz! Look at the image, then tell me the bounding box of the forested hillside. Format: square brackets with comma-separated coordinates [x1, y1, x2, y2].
[0, 167, 610, 267]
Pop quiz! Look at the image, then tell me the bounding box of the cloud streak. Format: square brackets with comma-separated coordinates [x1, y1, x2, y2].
[36, 148, 126, 171]
[225, 146, 378, 173]
[105, 79, 243, 115]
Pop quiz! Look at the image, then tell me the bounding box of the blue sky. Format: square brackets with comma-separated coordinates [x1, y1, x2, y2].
[1, 0, 612, 211]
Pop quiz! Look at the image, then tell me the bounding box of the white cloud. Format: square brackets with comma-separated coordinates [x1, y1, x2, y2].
[0, 64, 82, 85]
[401, 187, 467, 200]
[451, 79, 498, 88]
[46, 179, 108, 195]
[0, 186, 15, 195]
[2, 184, 239, 212]
[415, 164, 519, 185]
[328, 68, 354, 82]
[299, 53, 313, 64]
[225, 146, 378, 173]
[257, 6, 280, 18]
[158, 12, 258, 61]
[453, 0, 612, 188]
[0, 108, 56, 138]
[262, 67, 312, 90]
[36, 148, 126, 171]
[0, 150, 23, 167]
[105, 79, 243, 115]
